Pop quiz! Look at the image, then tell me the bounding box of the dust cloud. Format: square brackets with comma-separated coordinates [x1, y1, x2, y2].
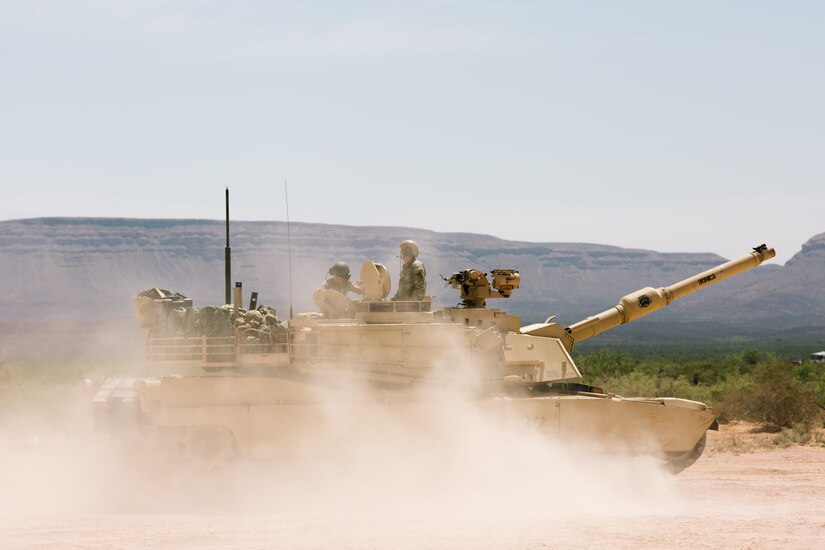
[1, 300, 682, 547]
[0, 371, 680, 522]
[5, 352, 825, 548]
[270, 399, 675, 519]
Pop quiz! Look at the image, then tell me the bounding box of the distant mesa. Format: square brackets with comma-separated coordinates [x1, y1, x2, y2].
[1, 218, 823, 340]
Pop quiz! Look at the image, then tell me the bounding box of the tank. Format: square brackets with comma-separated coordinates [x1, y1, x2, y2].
[93, 244, 776, 473]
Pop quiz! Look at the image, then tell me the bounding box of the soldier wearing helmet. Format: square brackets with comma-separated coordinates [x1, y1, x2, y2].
[391, 240, 426, 301]
[319, 261, 363, 297]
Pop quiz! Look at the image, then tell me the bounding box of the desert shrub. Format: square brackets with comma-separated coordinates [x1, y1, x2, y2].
[742, 348, 761, 365]
[599, 370, 658, 397]
[577, 348, 637, 381]
[705, 373, 751, 423]
[793, 363, 825, 409]
[713, 349, 783, 376]
[598, 370, 705, 401]
[773, 423, 813, 447]
[673, 359, 729, 386]
[794, 362, 817, 382]
[721, 364, 819, 430]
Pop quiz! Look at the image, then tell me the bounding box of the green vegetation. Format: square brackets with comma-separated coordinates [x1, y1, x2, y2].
[575, 333, 825, 363]
[576, 347, 825, 432]
[0, 359, 140, 433]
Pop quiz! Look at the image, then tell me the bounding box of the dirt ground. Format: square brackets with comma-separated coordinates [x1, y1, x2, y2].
[1, 422, 823, 549]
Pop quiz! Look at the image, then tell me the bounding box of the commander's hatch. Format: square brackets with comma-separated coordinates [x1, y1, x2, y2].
[360, 260, 392, 300]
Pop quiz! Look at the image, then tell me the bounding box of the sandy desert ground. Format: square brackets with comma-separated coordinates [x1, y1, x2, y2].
[1, 419, 824, 550]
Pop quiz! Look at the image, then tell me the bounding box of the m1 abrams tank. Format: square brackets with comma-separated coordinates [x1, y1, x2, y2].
[93, 245, 775, 473]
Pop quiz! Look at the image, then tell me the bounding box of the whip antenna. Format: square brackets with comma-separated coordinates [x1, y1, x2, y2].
[285, 180, 294, 319]
[224, 187, 231, 306]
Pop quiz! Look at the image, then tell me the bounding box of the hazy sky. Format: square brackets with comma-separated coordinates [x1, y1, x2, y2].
[2, 1, 823, 264]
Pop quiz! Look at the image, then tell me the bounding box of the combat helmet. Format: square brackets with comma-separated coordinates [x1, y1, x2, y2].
[328, 261, 351, 279]
[399, 240, 419, 258]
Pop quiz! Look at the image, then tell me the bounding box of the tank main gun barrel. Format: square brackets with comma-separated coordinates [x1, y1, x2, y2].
[566, 244, 776, 344]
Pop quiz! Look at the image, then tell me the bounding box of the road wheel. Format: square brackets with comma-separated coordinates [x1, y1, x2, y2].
[177, 425, 237, 470]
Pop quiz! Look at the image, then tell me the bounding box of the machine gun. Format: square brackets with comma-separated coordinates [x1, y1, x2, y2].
[442, 268, 521, 308]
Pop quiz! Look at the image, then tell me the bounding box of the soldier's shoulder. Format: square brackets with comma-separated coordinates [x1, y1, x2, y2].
[411, 260, 426, 272]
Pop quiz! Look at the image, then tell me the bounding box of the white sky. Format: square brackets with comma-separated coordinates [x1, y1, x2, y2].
[1, 1, 823, 264]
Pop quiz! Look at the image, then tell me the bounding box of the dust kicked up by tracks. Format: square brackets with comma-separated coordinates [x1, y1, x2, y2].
[1, 385, 824, 550]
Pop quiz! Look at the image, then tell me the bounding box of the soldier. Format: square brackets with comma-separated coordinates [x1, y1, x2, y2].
[391, 240, 426, 301]
[319, 261, 363, 297]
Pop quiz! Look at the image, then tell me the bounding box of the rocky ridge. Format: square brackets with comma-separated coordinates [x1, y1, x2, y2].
[0, 218, 822, 338]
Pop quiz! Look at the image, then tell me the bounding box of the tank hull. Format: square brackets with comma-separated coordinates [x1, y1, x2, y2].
[95, 375, 715, 472]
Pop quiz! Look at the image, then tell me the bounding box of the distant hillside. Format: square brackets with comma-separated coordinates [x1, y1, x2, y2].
[1, 218, 823, 349]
